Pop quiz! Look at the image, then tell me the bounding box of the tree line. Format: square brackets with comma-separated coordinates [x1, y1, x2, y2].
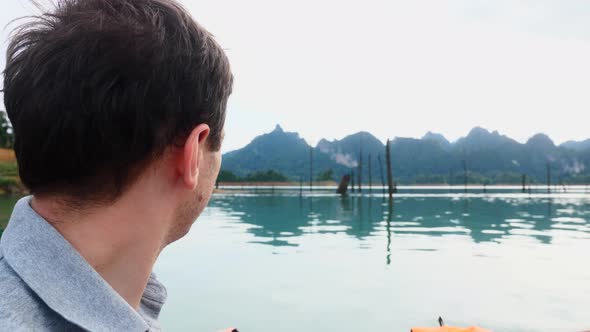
[218, 169, 337, 183]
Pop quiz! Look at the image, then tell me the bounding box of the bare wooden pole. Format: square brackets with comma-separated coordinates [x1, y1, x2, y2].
[309, 146, 313, 192]
[386, 139, 394, 200]
[358, 148, 363, 193]
[463, 160, 468, 193]
[351, 170, 355, 193]
[546, 163, 551, 194]
[521, 174, 527, 193]
[378, 154, 386, 196]
[368, 153, 372, 194]
[299, 175, 303, 196]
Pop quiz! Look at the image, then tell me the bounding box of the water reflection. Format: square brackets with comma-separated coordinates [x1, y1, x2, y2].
[2, 192, 589, 249]
[209, 193, 590, 251]
[385, 202, 392, 265]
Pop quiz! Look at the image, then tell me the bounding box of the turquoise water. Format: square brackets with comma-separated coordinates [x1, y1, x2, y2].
[155, 189, 590, 332]
[1, 190, 589, 331]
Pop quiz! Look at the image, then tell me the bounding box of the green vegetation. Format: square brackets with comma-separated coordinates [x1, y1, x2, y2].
[0, 195, 19, 230]
[316, 169, 334, 182]
[217, 169, 289, 183]
[217, 170, 241, 182]
[222, 126, 590, 185]
[244, 170, 288, 182]
[0, 163, 20, 194]
[410, 171, 541, 185]
[0, 160, 20, 229]
[0, 176, 20, 194]
[0, 162, 18, 177]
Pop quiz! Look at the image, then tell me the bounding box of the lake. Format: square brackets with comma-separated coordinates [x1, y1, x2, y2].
[1, 188, 589, 331]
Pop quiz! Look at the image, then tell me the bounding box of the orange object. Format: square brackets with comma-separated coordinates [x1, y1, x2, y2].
[411, 327, 492, 332]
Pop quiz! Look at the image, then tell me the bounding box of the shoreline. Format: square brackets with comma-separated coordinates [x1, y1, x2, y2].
[216, 182, 589, 187]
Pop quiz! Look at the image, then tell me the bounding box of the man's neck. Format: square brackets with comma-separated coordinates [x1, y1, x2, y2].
[30, 189, 173, 310]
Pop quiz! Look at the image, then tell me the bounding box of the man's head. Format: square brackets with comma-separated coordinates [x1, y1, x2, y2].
[3, 0, 232, 241]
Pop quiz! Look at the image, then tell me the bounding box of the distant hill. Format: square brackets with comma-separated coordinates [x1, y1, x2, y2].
[317, 131, 383, 168]
[221, 125, 348, 180]
[316, 131, 385, 182]
[221, 126, 590, 184]
[561, 139, 590, 152]
[422, 131, 451, 150]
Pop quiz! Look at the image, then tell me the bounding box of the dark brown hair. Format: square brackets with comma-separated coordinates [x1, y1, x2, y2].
[3, 0, 233, 204]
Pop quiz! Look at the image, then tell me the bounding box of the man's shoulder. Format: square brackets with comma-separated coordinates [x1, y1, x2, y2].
[0, 254, 79, 331]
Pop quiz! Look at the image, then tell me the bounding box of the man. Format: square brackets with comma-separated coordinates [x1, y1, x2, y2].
[0, 0, 233, 331]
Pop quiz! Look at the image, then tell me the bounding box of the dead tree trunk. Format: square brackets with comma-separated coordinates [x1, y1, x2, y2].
[300, 175, 303, 196]
[309, 146, 313, 192]
[368, 153, 372, 194]
[378, 154, 386, 196]
[386, 139, 394, 200]
[462, 159, 468, 194]
[547, 163, 551, 194]
[337, 174, 351, 195]
[358, 148, 362, 193]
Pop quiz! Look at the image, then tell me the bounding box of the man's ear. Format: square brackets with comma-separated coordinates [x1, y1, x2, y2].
[179, 124, 210, 190]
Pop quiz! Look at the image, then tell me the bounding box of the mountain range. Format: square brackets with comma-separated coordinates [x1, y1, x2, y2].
[221, 125, 590, 184]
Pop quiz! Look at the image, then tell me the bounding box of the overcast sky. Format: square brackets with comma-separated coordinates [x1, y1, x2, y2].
[2, 0, 590, 152]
